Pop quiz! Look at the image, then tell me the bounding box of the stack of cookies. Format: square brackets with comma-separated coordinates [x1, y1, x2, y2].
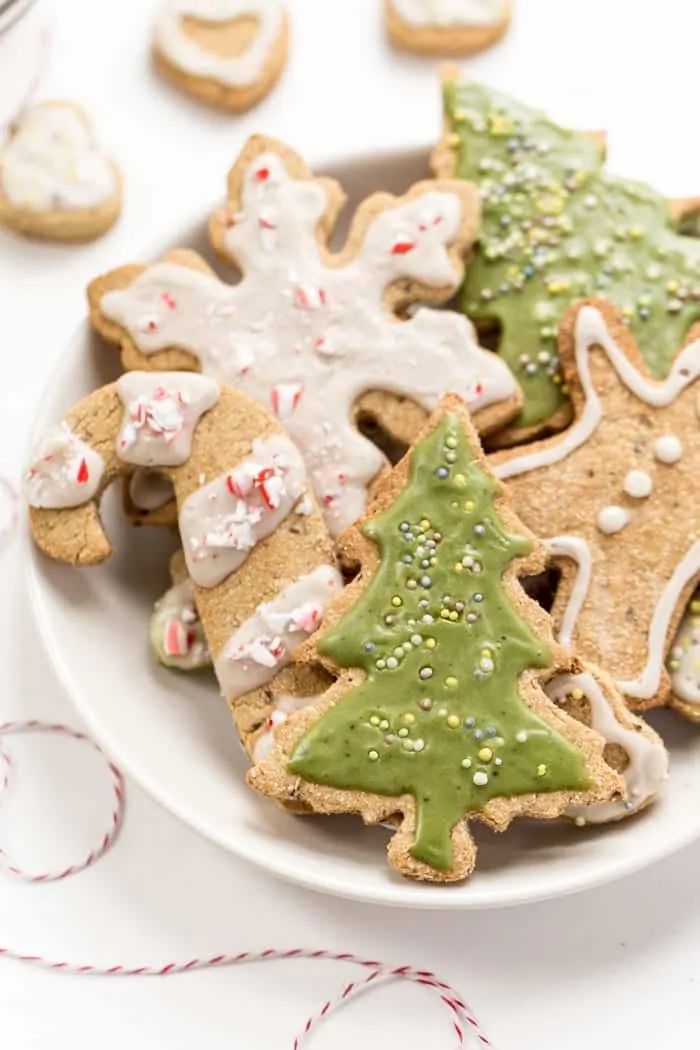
[30, 74, 700, 884]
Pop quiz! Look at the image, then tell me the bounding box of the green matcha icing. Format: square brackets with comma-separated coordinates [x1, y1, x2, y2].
[288, 414, 591, 872]
[443, 80, 700, 431]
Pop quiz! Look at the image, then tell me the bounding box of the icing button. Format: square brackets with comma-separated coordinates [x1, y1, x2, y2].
[596, 505, 629, 535]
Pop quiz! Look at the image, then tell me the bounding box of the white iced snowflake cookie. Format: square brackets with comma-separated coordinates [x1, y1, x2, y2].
[91, 134, 520, 537]
[385, 0, 510, 55]
[0, 101, 121, 241]
[152, 0, 289, 112]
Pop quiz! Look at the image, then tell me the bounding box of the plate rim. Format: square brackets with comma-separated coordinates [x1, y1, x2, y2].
[23, 141, 700, 910]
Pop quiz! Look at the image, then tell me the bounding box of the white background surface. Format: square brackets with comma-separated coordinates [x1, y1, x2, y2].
[2, 0, 700, 1047]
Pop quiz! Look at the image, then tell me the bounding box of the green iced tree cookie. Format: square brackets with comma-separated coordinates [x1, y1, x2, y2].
[441, 79, 700, 434]
[288, 408, 597, 874]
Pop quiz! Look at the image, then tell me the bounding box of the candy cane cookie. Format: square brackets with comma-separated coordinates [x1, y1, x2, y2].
[0, 101, 121, 242]
[25, 373, 340, 757]
[88, 135, 521, 538]
[152, 0, 289, 112]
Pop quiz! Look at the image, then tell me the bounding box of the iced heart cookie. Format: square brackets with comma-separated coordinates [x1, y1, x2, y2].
[433, 76, 700, 445]
[152, 0, 289, 112]
[491, 299, 700, 716]
[25, 372, 340, 757]
[0, 101, 121, 242]
[248, 395, 621, 883]
[386, 0, 511, 57]
[88, 134, 520, 537]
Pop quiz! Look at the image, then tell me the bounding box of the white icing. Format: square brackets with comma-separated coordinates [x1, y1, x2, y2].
[116, 372, 220, 467]
[129, 470, 176, 512]
[496, 306, 700, 702]
[1, 103, 117, 212]
[214, 564, 343, 698]
[24, 423, 105, 509]
[544, 536, 591, 650]
[669, 600, 700, 704]
[547, 672, 668, 824]
[391, 0, 503, 27]
[495, 306, 700, 482]
[154, 0, 284, 87]
[100, 149, 516, 535]
[150, 579, 210, 670]
[251, 694, 313, 763]
[623, 469, 653, 499]
[596, 505, 629, 535]
[179, 434, 306, 588]
[653, 434, 683, 464]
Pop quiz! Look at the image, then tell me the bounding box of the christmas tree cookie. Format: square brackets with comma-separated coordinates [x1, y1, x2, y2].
[491, 298, 700, 718]
[248, 395, 621, 882]
[433, 77, 700, 443]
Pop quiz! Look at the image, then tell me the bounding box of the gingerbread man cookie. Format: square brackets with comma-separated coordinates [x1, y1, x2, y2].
[386, 0, 511, 56]
[433, 76, 700, 445]
[249, 395, 622, 883]
[490, 299, 700, 718]
[25, 373, 339, 757]
[0, 101, 121, 241]
[152, 0, 289, 112]
[88, 135, 520, 537]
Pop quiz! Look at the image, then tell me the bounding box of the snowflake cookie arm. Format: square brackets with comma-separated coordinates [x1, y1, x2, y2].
[340, 178, 479, 307]
[89, 249, 216, 373]
[209, 134, 347, 276]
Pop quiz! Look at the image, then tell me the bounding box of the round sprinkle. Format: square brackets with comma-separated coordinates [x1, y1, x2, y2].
[398, 727, 409, 738]
[435, 467, 449, 479]
[404, 713, 416, 724]
[571, 688, 584, 701]
[393, 646, 404, 657]
[454, 474, 467, 488]
[419, 519, 431, 530]
[419, 698, 433, 711]
[379, 719, 389, 730]
[473, 729, 484, 741]
[425, 638, 436, 650]
[391, 596, 403, 607]
[420, 575, 432, 588]
[494, 757, 503, 766]
[419, 667, 433, 680]
[445, 676, 458, 689]
[368, 750, 379, 761]
[376, 659, 386, 670]
[413, 739, 425, 752]
[596, 505, 629, 535]
[574, 816, 586, 827]
[623, 469, 653, 499]
[445, 436, 458, 449]
[515, 729, 528, 743]
[486, 726, 497, 737]
[363, 642, 375, 652]
[399, 522, 409, 532]
[473, 593, 484, 603]
[465, 717, 475, 728]
[447, 714, 460, 728]
[478, 747, 493, 762]
[473, 771, 489, 787]
[410, 634, 423, 645]
[474, 524, 486, 537]
[461, 757, 473, 769]
[386, 657, 398, 669]
[369, 715, 380, 726]
[653, 434, 683, 464]
[537, 764, 547, 777]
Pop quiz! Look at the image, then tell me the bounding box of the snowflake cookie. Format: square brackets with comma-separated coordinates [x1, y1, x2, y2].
[89, 134, 520, 536]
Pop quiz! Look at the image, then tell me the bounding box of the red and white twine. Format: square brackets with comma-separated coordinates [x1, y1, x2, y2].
[0, 722, 494, 1048]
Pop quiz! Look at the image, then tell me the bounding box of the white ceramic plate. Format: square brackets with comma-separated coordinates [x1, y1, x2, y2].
[26, 145, 700, 910]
